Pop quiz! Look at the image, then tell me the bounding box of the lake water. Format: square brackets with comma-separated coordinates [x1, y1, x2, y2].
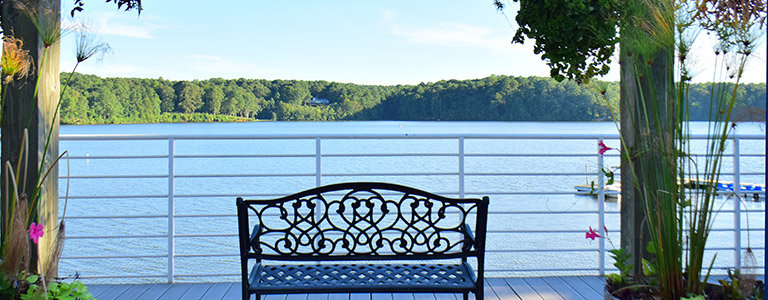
[55, 121, 766, 283]
[59, 120, 767, 136]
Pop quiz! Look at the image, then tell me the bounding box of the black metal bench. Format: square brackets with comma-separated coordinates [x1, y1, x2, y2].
[236, 182, 489, 300]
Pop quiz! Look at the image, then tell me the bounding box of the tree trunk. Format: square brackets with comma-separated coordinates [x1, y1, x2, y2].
[618, 15, 676, 279]
[1, 0, 61, 275]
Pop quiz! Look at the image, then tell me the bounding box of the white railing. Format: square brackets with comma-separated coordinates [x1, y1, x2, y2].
[56, 133, 766, 283]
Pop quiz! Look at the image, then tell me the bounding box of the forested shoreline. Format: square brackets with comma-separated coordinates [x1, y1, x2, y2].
[58, 73, 766, 124]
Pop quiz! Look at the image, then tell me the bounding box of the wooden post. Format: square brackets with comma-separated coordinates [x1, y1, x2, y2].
[619, 45, 651, 278]
[619, 21, 675, 277]
[1, 0, 61, 274]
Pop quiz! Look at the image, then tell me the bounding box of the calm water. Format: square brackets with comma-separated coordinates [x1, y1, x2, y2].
[60, 120, 767, 136]
[55, 121, 766, 283]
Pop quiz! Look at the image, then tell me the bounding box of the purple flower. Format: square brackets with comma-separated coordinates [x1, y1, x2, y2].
[585, 226, 602, 240]
[598, 140, 613, 155]
[28, 222, 44, 244]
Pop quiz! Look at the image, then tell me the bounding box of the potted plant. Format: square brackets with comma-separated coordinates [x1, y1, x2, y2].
[506, 0, 768, 297]
[0, 2, 112, 298]
[596, 0, 765, 298]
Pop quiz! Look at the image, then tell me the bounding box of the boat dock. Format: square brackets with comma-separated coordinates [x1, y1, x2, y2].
[575, 180, 765, 200]
[682, 179, 765, 200]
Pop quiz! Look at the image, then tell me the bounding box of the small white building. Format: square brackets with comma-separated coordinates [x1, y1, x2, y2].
[309, 97, 330, 105]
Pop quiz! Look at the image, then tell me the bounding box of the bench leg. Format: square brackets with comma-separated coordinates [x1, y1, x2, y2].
[463, 292, 468, 300]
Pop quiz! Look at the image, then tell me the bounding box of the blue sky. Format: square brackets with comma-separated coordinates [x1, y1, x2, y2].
[59, 1, 767, 85]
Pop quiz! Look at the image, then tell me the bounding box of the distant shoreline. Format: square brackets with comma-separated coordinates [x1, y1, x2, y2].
[60, 73, 766, 125]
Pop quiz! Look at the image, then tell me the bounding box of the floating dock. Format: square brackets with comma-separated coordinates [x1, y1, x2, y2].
[682, 179, 765, 200]
[574, 183, 621, 198]
[575, 180, 765, 200]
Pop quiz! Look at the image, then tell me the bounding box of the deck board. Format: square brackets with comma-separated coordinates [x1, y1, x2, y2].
[485, 277, 521, 300]
[85, 284, 110, 298]
[371, 293, 394, 300]
[329, 293, 350, 300]
[114, 284, 153, 300]
[93, 283, 131, 299]
[158, 283, 195, 300]
[575, 276, 605, 294]
[541, 277, 583, 300]
[90, 276, 609, 300]
[412, 293, 435, 300]
[503, 277, 539, 300]
[201, 283, 235, 299]
[522, 277, 562, 300]
[137, 283, 173, 299]
[349, 293, 371, 300]
[178, 282, 213, 300]
[390, 292, 414, 300]
[558, 276, 602, 299]
[285, 294, 309, 300]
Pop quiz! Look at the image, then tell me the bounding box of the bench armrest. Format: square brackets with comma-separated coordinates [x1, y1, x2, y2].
[249, 224, 261, 252]
[463, 223, 476, 250]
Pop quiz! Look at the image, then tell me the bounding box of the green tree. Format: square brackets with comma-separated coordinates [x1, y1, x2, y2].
[90, 86, 124, 121]
[46, 72, 767, 123]
[203, 85, 224, 115]
[60, 89, 90, 123]
[155, 80, 177, 113]
[221, 84, 242, 116]
[279, 81, 311, 104]
[175, 81, 204, 114]
[237, 92, 258, 118]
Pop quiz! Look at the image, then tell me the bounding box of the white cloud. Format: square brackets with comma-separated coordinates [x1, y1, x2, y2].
[176, 54, 265, 80]
[72, 12, 161, 39]
[67, 62, 149, 78]
[388, 21, 512, 54]
[184, 54, 242, 72]
[99, 24, 155, 39]
[380, 9, 395, 24]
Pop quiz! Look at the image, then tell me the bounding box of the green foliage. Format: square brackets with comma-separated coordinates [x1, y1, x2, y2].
[57, 73, 765, 124]
[716, 269, 766, 300]
[500, 0, 620, 82]
[0, 272, 22, 299]
[0, 273, 95, 300]
[608, 247, 633, 282]
[175, 81, 204, 114]
[602, 167, 615, 185]
[21, 279, 94, 300]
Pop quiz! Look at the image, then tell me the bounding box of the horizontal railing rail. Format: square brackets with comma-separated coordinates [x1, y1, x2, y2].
[56, 133, 766, 283]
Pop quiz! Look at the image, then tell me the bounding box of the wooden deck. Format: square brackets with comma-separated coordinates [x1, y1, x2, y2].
[87, 276, 606, 300]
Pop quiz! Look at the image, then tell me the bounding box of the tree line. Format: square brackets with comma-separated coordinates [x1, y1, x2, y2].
[57, 73, 765, 124]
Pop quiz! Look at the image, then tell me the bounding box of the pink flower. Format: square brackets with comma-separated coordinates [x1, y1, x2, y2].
[598, 140, 613, 155]
[585, 226, 602, 240]
[27, 222, 44, 244]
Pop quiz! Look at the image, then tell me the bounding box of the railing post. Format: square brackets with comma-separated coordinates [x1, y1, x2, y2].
[167, 137, 175, 283]
[459, 137, 465, 198]
[733, 135, 741, 270]
[316, 138, 322, 187]
[597, 138, 606, 276]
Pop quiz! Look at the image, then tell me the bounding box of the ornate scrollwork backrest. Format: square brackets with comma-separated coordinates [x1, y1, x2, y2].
[244, 183, 481, 258]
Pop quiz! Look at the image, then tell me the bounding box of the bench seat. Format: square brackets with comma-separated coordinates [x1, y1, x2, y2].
[249, 263, 477, 293]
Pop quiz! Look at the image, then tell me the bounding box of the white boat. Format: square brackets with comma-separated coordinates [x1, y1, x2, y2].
[574, 183, 621, 198]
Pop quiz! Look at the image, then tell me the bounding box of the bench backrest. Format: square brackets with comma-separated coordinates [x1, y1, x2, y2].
[237, 182, 488, 261]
